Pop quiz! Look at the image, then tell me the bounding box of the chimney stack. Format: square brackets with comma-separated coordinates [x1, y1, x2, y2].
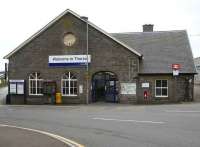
[143, 24, 154, 32]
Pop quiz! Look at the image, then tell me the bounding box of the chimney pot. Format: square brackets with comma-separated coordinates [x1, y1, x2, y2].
[143, 24, 154, 32]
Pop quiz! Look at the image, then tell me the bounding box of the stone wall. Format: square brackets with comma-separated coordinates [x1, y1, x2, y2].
[137, 74, 194, 104]
[8, 13, 139, 104]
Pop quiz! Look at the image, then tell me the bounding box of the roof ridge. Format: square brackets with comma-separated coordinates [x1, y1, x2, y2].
[110, 30, 186, 34]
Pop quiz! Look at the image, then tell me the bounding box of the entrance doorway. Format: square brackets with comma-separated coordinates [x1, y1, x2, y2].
[92, 71, 118, 102]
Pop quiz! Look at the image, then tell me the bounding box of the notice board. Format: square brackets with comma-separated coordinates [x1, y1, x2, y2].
[121, 83, 136, 94]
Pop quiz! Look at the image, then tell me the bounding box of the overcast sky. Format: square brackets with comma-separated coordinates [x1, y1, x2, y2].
[0, 0, 200, 71]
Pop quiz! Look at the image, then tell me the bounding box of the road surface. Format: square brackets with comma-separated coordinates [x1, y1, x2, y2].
[0, 103, 200, 147]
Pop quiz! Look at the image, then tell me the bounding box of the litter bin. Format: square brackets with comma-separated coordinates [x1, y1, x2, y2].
[56, 93, 62, 104]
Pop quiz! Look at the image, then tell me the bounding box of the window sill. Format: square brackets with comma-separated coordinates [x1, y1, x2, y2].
[62, 95, 78, 97]
[155, 96, 168, 98]
[29, 94, 43, 96]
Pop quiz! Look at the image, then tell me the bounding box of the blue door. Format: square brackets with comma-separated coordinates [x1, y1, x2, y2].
[105, 80, 116, 102]
[92, 72, 118, 103]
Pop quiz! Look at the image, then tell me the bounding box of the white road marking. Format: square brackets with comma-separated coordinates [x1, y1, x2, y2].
[0, 124, 84, 147]
[165, 110, 200, 113]
[92, 117, 166, 124]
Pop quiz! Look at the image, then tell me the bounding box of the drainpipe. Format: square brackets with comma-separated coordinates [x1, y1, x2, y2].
[86, 20, 89, 104]
[81, 16, 89, 104]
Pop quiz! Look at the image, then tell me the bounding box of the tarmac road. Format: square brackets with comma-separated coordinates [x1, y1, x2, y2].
[0, 126, 70, 147]
[0, 103, 200, 147]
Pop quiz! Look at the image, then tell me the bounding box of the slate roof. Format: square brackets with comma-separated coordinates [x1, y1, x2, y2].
[111, 30, 196, 74]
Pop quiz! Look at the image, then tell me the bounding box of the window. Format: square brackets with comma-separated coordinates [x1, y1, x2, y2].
[155, 80, 168, 97]
[61, 72, 77, 96]
[29, 72, 43, 95]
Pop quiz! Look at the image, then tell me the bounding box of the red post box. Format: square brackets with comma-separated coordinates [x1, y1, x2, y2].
[144, 91, 148, 99]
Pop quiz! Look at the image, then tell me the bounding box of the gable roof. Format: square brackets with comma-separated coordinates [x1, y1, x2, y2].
[4, 9, 141, 59]
[111, 30, 196, 74]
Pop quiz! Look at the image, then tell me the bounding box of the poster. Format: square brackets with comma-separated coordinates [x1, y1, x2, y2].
[110, 81, 114, 86]
[17, 83, 24, 94]
[10, 83, 16, 94]
[9, 80, 24, 95]
[121, 83, 136, 94]
[79, 85, 83, 94]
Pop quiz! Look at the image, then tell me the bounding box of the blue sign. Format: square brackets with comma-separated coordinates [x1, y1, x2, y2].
[49, 55, 91, 67]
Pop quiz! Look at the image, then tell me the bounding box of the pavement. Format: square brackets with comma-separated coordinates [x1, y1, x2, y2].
[0, 125, 70, 147]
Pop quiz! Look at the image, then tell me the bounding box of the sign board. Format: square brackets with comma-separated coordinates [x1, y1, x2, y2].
[121, 83, 136, 94]
[142, 83, 149, 88]
[79, 85, 83, 94]
[172, 64, 181, 70]
[9, 80, 24, 83]
[173, 69, 179, 76]
[9, 80, 25, 94]
[17, 83, 24, 94]
[49, 55, 91, 67]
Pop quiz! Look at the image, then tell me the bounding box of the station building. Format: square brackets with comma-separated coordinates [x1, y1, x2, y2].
[4, 9, 196, 104]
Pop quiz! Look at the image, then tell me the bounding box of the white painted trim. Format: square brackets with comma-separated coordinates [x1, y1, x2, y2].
[29, 94, 44, 96]
[155, 79, 168, 97]
[29, 73, 43, 95]
[62, 94, 78, 97]
[92, 117, 166, 124]
[61, 72, 78, 96]
[4, 9, 141, 59]
[165, 110, 200, 113]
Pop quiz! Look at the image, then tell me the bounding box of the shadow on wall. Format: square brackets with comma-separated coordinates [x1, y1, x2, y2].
[194, 84, 200, 102]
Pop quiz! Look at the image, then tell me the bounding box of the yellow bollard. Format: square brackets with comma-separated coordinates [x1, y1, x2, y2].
[56, 93, 62, 104]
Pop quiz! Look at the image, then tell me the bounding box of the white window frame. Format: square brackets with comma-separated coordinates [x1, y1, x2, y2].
[155, 79, 168, 97]
[29, 72, 43, 96]
[61, 72, 78, 96]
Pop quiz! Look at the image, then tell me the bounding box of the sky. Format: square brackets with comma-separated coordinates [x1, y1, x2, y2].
[0, 0, 200, 71]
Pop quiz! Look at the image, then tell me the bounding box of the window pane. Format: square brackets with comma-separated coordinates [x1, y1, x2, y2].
[162, 80, 167, 87]
[70, 73, 76, 79]
[74, 81, 77, 87]
[37, 88, 42, 94]
[37, 81, 42, 88]
[33, 88, 36, 94]
[162, 88, 168, 96]
[74, 88, 77, 94]
[156, 88, 161, 96]
[62, 88, 65, 94]
[70, 88, 74, 94]
[62, 81, 65, 87]
[70, 81, 73, 87]
[156, 80, 161, 87]
[66, 88, 69, 94]
[66, 81, 69, 88]
[30, 88, 33, 94]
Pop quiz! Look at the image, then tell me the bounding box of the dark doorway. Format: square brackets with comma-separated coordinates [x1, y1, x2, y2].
[92, 71, 118, 103]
